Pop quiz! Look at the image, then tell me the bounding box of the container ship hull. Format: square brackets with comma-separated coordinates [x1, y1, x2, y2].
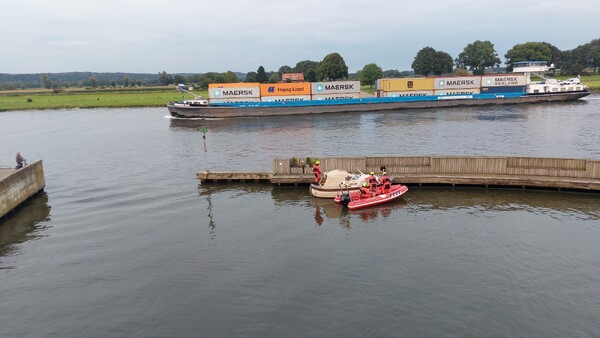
[168, 91, 590, 119]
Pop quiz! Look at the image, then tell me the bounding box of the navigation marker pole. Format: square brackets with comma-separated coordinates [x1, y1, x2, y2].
[200, 126, 209, 172]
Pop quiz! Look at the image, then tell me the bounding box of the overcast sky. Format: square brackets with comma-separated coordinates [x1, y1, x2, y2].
[1, 0, 598, 74]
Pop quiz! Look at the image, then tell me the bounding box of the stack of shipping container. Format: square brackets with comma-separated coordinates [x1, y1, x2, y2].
[206, 81, 361, 103]
[376, 75, 527, 97]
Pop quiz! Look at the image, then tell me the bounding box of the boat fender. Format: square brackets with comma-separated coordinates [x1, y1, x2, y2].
[340, 193, 351, 206]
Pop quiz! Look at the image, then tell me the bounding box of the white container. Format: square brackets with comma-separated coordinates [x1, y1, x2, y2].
[209, 98, 261, 103]
[208, 86, 260, 99]
[311, 93, 361, 100]
[481, 75, 527, 87]
[381, 90, 433, 97]
[434, 76, 481, 89]
[311, 81, 360, 95]
[435, 88, 480, 95]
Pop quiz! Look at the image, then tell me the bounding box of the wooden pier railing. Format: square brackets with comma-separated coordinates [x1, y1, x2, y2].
[196, 156, 600, 191]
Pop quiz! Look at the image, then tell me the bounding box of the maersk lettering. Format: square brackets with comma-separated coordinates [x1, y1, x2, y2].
[324, 96, 354, 100]
[447, 79, 475, 86]
[324, 84, 354, 91]
[274, 97, 305, 102]
[222, 89, 254, 96]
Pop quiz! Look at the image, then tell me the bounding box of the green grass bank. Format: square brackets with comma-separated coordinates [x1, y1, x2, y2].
[0, 76, 598, 112]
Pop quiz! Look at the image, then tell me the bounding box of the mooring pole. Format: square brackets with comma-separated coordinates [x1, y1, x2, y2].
[200, 126, 208, 172]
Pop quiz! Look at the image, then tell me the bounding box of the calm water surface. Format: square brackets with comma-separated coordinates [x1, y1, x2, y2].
[1, 97, 600, 337]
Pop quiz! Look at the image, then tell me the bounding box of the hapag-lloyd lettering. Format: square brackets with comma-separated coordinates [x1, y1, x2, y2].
[278, 87, 307, 93]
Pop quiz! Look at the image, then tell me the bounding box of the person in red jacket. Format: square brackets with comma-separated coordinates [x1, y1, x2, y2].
[367, 171, 378, 192]
[359, 181, 371, 199]
[381, 172, 392, 193]
[312, 160, 321, 183]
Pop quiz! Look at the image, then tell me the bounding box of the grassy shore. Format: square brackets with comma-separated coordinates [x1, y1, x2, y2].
[1, 76, 598, 111]
[0, 87, 208, 111]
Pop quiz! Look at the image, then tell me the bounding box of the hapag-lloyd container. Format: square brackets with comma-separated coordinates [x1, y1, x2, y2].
[261, 95, 311, 102]
[209, 98, 261, 103]
[481, 75, 527, 87]
[435, 88, 480, 95]
[380, 90, 434, 97]
[480, 86, 526, 93]
[377, 78, 435, 92]
[434, 76, 481, 89]
[260, 83, 311, 97]
[311, 81, 360, 95]
[312, 93, 361, 100]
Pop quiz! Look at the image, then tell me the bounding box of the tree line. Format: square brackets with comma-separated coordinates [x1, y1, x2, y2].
[1, 38, 597, 91]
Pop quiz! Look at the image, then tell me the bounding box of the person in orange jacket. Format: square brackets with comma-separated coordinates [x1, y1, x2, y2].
[381, 171, 392, 192]
[359, 181, 371, 199]
[367, 171, 378, 191]
[312, 160, 321, 183]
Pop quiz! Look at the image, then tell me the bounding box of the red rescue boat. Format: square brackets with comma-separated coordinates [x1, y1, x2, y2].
[334, 184, 408, 210]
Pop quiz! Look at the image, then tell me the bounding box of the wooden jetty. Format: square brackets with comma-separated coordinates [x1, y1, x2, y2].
[1, 160, 46, 219]
[197, 156, 600, 192]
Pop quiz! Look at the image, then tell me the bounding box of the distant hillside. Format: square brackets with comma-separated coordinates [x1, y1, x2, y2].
[0, 71, 248, 89]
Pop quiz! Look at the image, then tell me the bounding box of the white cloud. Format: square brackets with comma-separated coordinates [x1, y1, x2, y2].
[0, 0, 598, 73]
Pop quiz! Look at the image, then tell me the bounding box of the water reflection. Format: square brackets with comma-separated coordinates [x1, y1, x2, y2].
[0, 192, 51, 265]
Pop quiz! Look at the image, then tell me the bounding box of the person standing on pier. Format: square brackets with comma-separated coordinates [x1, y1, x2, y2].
[312, 160, 321, 183]
[15, 152, 26, 169]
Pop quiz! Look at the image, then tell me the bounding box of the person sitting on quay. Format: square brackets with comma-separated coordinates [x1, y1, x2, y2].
[15, 152, 27, 170]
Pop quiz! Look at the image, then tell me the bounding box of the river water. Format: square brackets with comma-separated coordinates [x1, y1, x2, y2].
[1, 97, 600, 337]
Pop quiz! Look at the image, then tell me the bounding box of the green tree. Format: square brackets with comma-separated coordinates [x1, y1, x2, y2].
[110, 80, 117, 88]
[123, 75, 130, 87]
[158, 71, 173, 85]
[305, 68, 317, 82]
[317, 52, 348, 81]
[412, 47, 438, 76]
[223, 71, 239, 83]
[433, 51, 454, 75]
[294, 60, 319, 82]
[197, 72, 225, 89]
[173, 74, 186, 84]
[456, 40, 501, 75]
[256, 66, 268, 83]
[245, 71, 257, 82]
[278, 65, 292, 76]
[360, 63, 383, 88]
[41, 74, 52, 89]
[89, 75, 97, 88]
[383, 69, 401, 78]
[504, 42, 553, 71]
[412, 47, 453, 76]
[268, 73, 279, 83]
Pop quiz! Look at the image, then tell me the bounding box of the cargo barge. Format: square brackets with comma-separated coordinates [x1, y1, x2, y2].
[168, 61, 590, 119]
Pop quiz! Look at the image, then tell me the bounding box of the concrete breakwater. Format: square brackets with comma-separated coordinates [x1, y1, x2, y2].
[198, 156, 600, 192]
[0, 160, 46, 219]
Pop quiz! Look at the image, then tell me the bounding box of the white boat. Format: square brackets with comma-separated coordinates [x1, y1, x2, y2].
[309, 170, 371, 198]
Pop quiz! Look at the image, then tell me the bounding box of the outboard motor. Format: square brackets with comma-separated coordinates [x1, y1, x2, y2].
[340, 193, 352, 206]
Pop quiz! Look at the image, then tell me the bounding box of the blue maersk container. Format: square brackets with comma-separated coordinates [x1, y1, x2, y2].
[480, 86, 526, 93]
